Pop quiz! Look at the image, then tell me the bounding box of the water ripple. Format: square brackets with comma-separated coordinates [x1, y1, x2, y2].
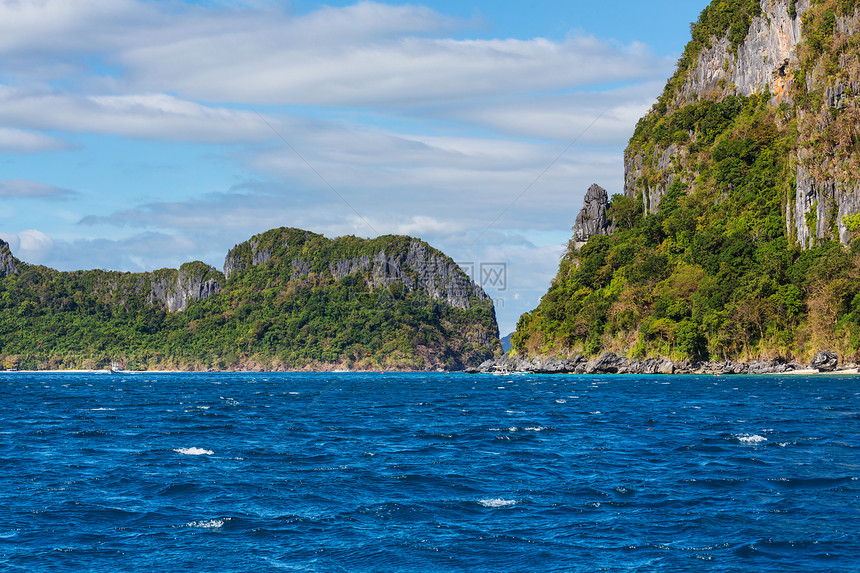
[1, 371, 858, 572]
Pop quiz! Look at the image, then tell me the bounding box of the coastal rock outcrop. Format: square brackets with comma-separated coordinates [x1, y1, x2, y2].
[572, 184, 614, 249]
[467, 355, 815, 375]
[810, 350, 839, 371]
[0, 239, 18, 277]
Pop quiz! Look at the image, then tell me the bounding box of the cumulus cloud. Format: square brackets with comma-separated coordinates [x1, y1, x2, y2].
[0, 1, 670, 108]
[0, 229, 54, 261]
[447, 81, 667, 143]
[0, 127, 72, 153]
[0, 87, 275, 144]
[0, 179, 78, 199]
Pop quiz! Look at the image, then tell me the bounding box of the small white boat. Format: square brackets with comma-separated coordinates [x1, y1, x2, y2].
[110, 361, 125, 373]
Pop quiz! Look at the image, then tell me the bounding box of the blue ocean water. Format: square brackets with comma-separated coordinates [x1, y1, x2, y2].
[1, 372, 858, 572]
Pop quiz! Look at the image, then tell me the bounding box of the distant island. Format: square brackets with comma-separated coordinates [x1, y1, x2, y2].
[507, 0, 860, 372]
[0, 228, 500, 371]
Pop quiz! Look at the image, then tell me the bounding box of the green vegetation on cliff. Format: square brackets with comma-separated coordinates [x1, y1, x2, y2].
[0, 228, 499, 371]
[513, 0, 860, 364]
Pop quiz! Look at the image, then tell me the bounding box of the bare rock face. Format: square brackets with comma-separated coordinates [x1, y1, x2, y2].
[624, 145, 683, 216]
[224, 228, 491, 311]
[224, 237, 279, 280]
[676, 0, 807, 105]
[329, 241, 490, 310]
[810, 350, 839, 371]
[626, 1, 809, 216]
[790, 166, 860, 248]
[0, 239, 18, 277]
[624, 0, 860, 249]
[572, 184, 614, 249]
[148, 262, 223, 312]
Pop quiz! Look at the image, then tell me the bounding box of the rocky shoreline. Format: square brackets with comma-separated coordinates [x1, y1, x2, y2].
[466, 351, 853, 375]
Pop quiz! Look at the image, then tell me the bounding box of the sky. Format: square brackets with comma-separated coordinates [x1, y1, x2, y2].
[0, 0, 709, 335]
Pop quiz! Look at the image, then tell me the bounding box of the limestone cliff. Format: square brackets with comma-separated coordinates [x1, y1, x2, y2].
[327, 242, 487, 310]
[0, 239, 18, 277]
[625, 0, 860, 249]
[673, 0, 807, 105]
[225, 227, 491, 310]
[146, 262, 223, 312]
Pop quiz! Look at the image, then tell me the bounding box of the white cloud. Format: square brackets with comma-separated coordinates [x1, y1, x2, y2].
[0, 179, 78, 199]
[0, 1, 670, 108]
[448, 81, 666, 143]
[2, 229, 55, 260]
[0, 87, 274, 143]
[0, 127, 71, 153]
[123, 27, 667, 109]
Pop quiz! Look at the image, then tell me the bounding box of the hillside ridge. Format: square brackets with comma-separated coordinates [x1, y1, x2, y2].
[512, 0, 860, 368]
[0, 228, 500, 371]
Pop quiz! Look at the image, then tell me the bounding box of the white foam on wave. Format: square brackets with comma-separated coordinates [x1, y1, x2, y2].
[186, 518, 228, 529]
[479, 498, 516, 508]
[737, 434, 767, 445]
[174, 447, 214, 456]
[90, 408, 116, 411]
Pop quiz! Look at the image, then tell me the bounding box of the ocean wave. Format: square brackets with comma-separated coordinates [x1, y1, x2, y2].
[186, 518, 229, 529]
[736, 434, 768, 445]
[174, 447, 214, 456]
[479, 498, 516, 508]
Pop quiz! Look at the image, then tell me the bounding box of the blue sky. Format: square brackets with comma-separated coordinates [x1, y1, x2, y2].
[0, 0, 708, 334]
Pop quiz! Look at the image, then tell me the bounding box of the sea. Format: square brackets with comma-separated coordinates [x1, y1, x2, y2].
[1, 371, 858, 572]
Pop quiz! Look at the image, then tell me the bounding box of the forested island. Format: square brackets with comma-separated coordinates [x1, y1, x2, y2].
[508, 0, 860, 371]
[0, 228, 500, 371]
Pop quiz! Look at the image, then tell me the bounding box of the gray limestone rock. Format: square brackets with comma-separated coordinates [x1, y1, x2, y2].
[148, 263, 223, 313]
[676, 0, 807, 105]
[0, 239, 18, 277]
[810, 351, 839, 372]
[465, 354, 808, 376]
[790, 165, 860, 248]
[584, 352, 624, 374]
[329, 241, 489, 310]
[226, 230, 490, 311]
[573, 184, 615, 249]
